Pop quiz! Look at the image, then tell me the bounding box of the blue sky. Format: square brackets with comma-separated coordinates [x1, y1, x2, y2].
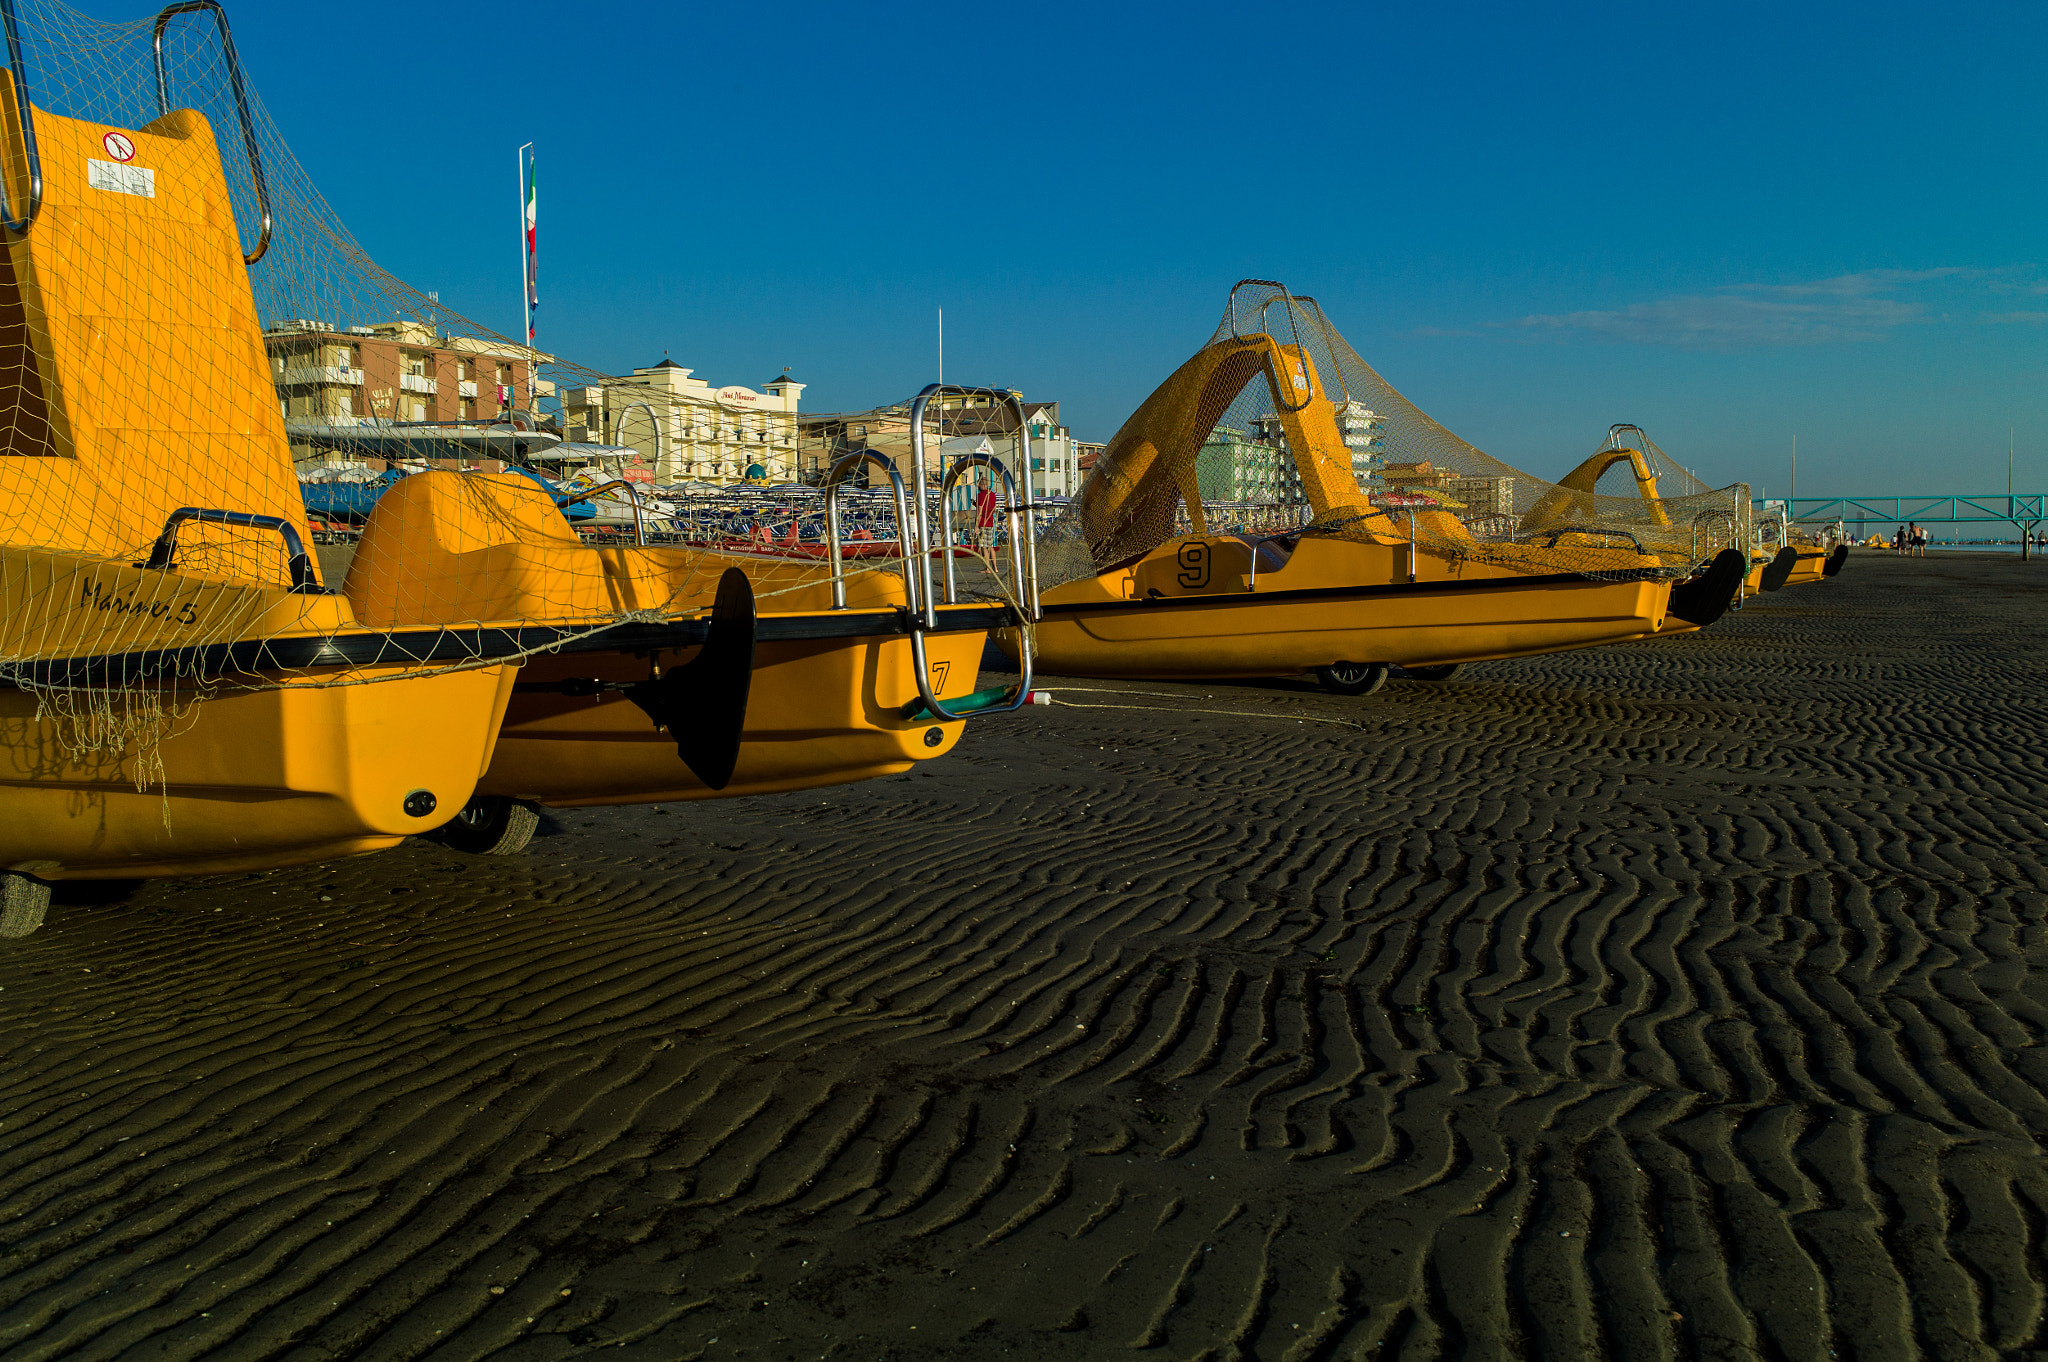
[208, 0, 2048, 494]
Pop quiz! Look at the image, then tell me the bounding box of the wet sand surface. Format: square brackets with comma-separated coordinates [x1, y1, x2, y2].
[3, 551, 2046, 1361]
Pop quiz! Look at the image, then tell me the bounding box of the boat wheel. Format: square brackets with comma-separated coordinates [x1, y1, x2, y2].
[0, 871, 51, 939]
[1404, 663, 1464, 682]
[441, 796, 542, 856]
[1315, 662, 1390, 696]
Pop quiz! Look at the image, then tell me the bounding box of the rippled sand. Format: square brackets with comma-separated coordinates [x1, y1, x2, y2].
[3, 550, 2045, 1360]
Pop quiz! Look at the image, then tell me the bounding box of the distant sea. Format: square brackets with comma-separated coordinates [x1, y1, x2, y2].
[1924, 544, 2040, 554]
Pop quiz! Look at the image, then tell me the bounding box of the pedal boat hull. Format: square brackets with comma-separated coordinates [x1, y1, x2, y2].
[1782, 546, 1831, 587]
[0, 553, 515, 880]
[478, 606, 993, 806]
[346, 473, 1012, 808]
[1004, 533, 1667, 680]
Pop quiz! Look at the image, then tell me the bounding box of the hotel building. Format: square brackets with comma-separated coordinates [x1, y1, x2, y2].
[562, 359, 804, 484]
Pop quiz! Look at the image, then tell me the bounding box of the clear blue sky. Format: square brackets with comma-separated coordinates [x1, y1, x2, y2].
[212, 0, 2048, 494]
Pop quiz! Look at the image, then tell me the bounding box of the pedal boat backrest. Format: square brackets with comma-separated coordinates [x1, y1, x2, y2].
[0, 70, 310, 585]
[1072, 333, 1405, 571]
[1519, 435, 1672, 535]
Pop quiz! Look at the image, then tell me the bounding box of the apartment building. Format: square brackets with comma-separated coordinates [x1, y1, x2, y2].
[1197, 424, 1297, 504]
[265, 319, 553, 464]
[1191, 401, 1389, 507]
[562, 359, 804, 484]
[1380, 460, 1516, 518]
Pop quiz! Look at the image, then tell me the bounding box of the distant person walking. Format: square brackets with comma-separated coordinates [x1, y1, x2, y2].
[1911, 523, 1928, 556]
[1894, 525, 1908, 552]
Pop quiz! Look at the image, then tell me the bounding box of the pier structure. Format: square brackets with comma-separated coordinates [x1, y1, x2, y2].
[1767, 493, 2045, 559]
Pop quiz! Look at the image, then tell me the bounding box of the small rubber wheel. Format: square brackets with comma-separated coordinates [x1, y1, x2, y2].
[1404, 663, 1464, 682]
[441, 796, 541, 855]
[1315, 661, 1390, 696]
[0, 871, 51, 939]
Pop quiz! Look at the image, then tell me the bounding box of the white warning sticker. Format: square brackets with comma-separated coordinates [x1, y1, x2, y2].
[87, 159, 155, 198]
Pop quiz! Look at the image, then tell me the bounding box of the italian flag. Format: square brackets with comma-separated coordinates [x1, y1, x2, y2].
[524, 159, 538, 343]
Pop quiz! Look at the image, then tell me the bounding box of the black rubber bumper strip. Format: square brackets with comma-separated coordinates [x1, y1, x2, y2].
[0, 604, 1018, 689]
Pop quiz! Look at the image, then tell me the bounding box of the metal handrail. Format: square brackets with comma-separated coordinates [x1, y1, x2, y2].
[821, 449, 915, 611]
[914, 446, 1036, 721]
[1691, 507, 1738, 562]
[555, 477, 645, 546]
[1541, 524, 1649, 555]
[140, 506, 323, 593]
[152, 1, 270, 264]
[935, 450, 1039, 615]
[0, 0, 43, 235]
[906, 384, 1040, 629]
[1223, 280, 1319, 414]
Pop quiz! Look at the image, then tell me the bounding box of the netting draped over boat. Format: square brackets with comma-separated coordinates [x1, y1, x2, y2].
[0, 0, 1039, 766]
[1035, 280, 1751, 588]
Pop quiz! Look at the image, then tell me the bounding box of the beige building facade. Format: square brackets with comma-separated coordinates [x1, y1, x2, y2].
[563, 359, 804, 484]
[1381, 460, 1515, 517]
[797, 394, 1083, 499]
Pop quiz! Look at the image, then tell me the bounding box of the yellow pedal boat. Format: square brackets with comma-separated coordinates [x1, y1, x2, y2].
[337, 387, 1040, 855]
[1006, 285, 1742, 692]
[0, 38, 513, 926]
[1535, 425, 1752, 641]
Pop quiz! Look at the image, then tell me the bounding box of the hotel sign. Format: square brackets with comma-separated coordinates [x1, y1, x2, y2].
[717, 387, 759, 405]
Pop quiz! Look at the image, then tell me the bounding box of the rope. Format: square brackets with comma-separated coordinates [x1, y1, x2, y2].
[1028, 685, 1374, 733]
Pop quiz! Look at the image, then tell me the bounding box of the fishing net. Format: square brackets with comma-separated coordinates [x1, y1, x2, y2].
[0, 1, 1025, 776]
[1038, 280, 1751, 588]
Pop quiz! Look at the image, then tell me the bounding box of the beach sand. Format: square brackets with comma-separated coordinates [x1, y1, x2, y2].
[2, 550, 2045, 1360]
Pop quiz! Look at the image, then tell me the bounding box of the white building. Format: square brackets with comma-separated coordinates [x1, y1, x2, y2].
[563, 358, 804, 484]
[1336, 401, 1386, 483]
[1020, 401, 1083, 498]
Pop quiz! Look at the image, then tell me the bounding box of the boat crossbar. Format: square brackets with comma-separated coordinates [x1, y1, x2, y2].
[821, 450, 915, 612]
[555, 478, 647, 546]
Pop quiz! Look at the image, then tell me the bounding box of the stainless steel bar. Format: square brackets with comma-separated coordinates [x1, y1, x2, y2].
[940, 466, 961, 606]
[153, 1, 270, 264]
[1006, 388, 1039, 620]
[0, 0, 42, 235]
[825, 478, 847, 609]
[822, 450, 911, 612]
[906, 385, 940, 627]
[553, 478, 644, 546]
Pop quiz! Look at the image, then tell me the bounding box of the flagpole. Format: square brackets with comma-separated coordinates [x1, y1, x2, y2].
[517, 141, 533, 356]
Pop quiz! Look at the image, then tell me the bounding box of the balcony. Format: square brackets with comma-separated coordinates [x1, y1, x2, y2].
[399, 373, 438, 394]
[279, 366, 364, 387]
[459, 380, 478, 398]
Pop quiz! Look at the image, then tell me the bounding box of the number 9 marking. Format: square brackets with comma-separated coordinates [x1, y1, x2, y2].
[1177, 541, 1210, 589]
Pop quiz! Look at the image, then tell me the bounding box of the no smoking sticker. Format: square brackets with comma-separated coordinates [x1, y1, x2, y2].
[102, 132, 134, 162]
